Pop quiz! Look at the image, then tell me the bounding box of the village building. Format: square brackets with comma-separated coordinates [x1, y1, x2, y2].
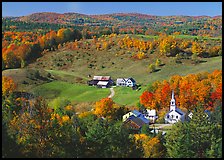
[123, 110, 150, 131]
[116, 77, 136, 87]
[87, 76, 114, 88]
[164, 90, 186, 124]
[143, 109, 158, 123]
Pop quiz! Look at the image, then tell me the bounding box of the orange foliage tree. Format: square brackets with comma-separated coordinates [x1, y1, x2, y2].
[140, 91, 156, 109]
[94, 98, 120, 120]
[139, 70, 222, 112]
[2, 76, 16, 97]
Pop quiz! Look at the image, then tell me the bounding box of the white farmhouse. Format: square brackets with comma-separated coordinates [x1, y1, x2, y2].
[144, 109, 158, 123]
[116, 77, 136, 87]
[164, 90, 185, 124]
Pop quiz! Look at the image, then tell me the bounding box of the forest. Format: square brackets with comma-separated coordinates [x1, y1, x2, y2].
[2, 12, 222, 158]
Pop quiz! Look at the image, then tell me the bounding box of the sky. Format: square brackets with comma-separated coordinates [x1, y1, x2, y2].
[2, 2, 222, 17]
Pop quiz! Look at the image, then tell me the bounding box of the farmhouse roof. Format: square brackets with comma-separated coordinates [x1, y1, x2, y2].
[116, 78, 126, 82]
[93, 76, 111, 81]
[117, 77, 136, 83]
[97, 81, 109, 86]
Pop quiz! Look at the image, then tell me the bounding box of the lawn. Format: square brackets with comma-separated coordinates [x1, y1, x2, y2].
[112, 86, 147, 106]
[31, 81, 110, 103]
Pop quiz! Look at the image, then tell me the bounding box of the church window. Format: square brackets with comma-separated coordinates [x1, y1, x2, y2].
[176, 116, 178, 119]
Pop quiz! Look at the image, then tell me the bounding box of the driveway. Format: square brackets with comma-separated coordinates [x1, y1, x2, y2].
[108, 87, 115, 98]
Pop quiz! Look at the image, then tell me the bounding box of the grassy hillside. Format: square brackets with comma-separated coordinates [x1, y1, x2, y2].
[31, 81, 110, 103]
[3, 48, 222, 107]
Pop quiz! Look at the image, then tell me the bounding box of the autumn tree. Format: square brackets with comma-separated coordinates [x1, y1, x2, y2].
[94, 98, 120, 120]
[8, 97, 81, 158]
[2, 76, 17, 97]
[16, 44, 31, 68]
[140, 91, 157, 109]
[133, 134, 165, 158]
[2, 51, 19, 69]
[159, 35, 179, 56]
[191, 41, 203, 57]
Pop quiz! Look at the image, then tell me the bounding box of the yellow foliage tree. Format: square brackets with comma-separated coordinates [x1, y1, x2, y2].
[133, 134, 163, 158]
[2, 76, 16, 97]
[191, 41, 203, 56]
[94, 98, 118, 119]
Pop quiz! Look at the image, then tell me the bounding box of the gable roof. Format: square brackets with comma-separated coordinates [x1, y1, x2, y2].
[117, 77, 136, 83]
[132, 110, 142, 117]
[128, 115, 146, 127]
[127, 77, 136, 83]
[97, 81, 109, 86]
[131, 110, 150, 124]
[138, 114, 150, 124]
[168, 107, 185, 115]
[116, 78, 126, 83]
[93, 76, 111, 81]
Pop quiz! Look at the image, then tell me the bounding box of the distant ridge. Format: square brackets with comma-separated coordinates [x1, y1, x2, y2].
[3, 12, 222, 31]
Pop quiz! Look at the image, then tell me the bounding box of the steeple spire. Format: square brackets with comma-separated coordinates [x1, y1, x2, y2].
[170, 90, 176, 111]
[172, 90, 174, 100]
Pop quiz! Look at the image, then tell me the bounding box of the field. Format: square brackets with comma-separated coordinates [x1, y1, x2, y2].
[3, 54, 222, 107]
[31, 81, 111, 103]
[112, 86, 147, 106]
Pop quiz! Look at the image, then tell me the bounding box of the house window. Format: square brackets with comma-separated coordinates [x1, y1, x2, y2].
[176, 116, 178, 119]
[171, 115, 173, 118]
[167, 115, 169, 118]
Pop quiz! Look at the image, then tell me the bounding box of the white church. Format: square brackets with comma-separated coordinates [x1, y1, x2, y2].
[164, 90, 185, 124]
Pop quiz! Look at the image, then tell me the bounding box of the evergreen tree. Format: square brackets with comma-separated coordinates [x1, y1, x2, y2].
[165, 105, 222, 158]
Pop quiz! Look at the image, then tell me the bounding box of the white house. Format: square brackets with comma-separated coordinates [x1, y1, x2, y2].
[164, 90, 185, 124]
[116, 77, 136, 87]
[144, 109, 158, 123]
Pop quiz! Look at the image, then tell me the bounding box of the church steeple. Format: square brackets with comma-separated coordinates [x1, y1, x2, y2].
[170, 90, 176, 111]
